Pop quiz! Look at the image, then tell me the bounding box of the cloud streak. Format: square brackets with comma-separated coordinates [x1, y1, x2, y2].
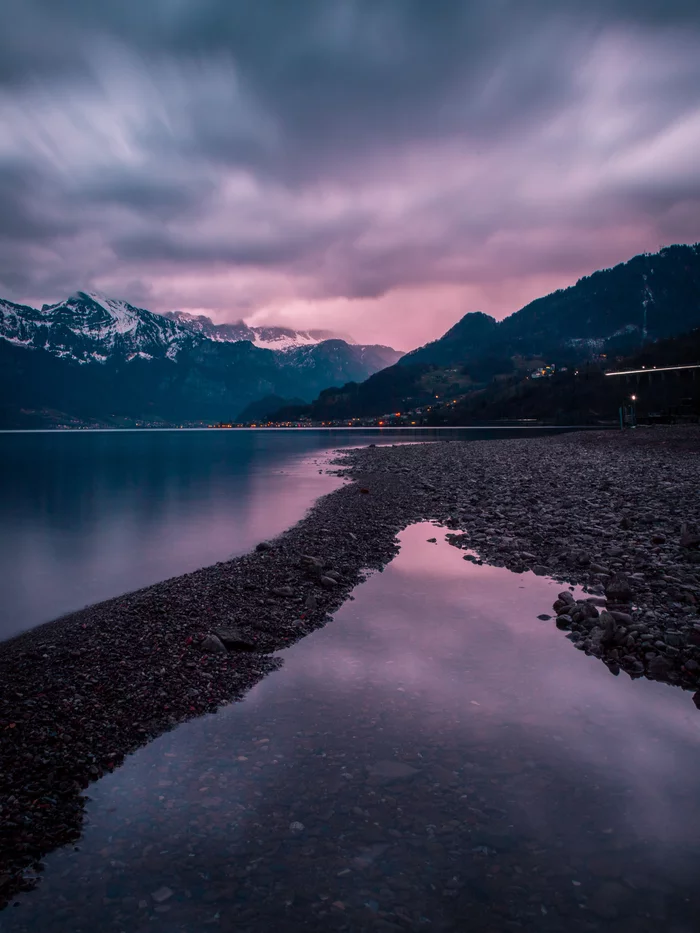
[0, 1, 699, 347]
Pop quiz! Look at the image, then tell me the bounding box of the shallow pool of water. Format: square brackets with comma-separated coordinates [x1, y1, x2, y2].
[3, 523, 700, 932]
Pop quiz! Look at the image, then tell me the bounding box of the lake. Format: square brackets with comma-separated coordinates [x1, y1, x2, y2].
[0, 427, 574, 640]
[2, 522, 699, 932]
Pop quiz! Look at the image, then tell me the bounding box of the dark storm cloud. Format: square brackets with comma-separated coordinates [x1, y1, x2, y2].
[0, 163, 64, 240]
[77, 169, 216, 219]
[0, 0, 699, 344]
[113, 209, 370, 267]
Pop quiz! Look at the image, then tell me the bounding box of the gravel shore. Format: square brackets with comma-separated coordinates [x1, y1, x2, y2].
[2, 426, 699, 907]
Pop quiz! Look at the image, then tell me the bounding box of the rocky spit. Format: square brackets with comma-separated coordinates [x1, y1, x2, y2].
[1, 425, 699, 908]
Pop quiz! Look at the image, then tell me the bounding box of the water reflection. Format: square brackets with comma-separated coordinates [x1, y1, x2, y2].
[3, 523, 700, 932]
[0, 427, 576, 639]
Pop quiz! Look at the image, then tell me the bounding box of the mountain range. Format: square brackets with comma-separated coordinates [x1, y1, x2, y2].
[3, 243, 699, 428]
[0, 292, 402, 427]
[272, 243, 700, 423]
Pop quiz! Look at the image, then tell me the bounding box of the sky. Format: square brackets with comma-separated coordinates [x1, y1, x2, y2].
[0, 1, 699, 350]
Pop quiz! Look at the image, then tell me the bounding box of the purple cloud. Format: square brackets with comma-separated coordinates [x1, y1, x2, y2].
[0, 1, 698, 348]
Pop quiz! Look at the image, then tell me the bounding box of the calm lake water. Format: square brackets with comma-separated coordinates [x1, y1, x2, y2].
[3, 524, 699, 933]
[0, 427, 573, 640]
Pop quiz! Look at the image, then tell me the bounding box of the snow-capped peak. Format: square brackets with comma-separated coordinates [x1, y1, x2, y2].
[5, 291, 196, 364]
[69, 291, 140, 334]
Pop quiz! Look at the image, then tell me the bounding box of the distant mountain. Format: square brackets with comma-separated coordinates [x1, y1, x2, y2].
[273, 243, 700, 422]
[164, 310, 353, 351]
[0, 292, 403, 427]
[402, 311, 499, 367]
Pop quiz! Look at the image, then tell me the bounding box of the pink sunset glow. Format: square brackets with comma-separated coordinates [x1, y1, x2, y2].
[1, 3, 699, 349]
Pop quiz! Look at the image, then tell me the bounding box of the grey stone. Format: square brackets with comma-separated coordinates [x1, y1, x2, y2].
[606, 573, 633, 603]
[300, 555, 324, 571]
[215, 628, 257, 651]
[199, 634, 227, 654]
[151, 887, 174, 904]
[610, 610, 633, 625]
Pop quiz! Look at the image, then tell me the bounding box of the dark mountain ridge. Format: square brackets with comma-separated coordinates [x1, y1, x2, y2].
[434, 327, 700, 426]
[273, 243, 700, 422]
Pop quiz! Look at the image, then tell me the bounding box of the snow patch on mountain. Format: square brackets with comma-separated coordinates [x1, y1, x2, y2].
[251, 332, 319, 351]
[77, 292, 140, 334]
[165, 310, 351, 351]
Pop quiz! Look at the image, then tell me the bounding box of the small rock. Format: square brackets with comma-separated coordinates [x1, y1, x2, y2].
[648, 655, 673, 677]
[680, 527, 700, 549]
[255, 541, 273, 552]
[199, 634, 227, 654]
[319, 576, 338, 588]
[151, 887, 174, 904]
[289, 821, 305, 832]
[609, 610, 633, 625]
[605, 573, 633, 603]
[599, 610, 617, 645]
[215, 629, 257, 651]
[300, 555, 324, 571]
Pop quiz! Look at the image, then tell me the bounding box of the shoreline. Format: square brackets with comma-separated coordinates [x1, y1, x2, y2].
[2, 426, 700, 906]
